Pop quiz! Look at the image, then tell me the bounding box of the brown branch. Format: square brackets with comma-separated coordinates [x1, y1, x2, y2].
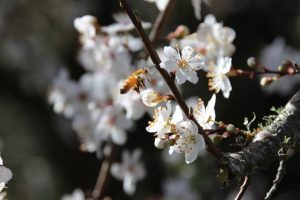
[149, 0, 176, 45]
[92, 144, 117, 200]
[119, 0, 222, 159]
[234, 176, 250, 200]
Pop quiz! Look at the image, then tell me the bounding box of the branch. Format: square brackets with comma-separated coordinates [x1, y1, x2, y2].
[119, 0, 222, 159]
[149, 0, 176, 45]
[92, 144, 117, 199]
[234, 176, 250, 200]
[218, 90, 300, 185]
[264, 159, 286, 200]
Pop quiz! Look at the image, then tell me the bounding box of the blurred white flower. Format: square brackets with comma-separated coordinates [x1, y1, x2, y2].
[96, 106, 133, 145]
[74, 15, 98, 48]
[102, 12, 151, 34]
[194, 94, 216, 129]
[111, 149, 146, 195]
[160, 46, 204, 85]
[144, 0, 170, 11]
[61, 189, 85, 200]
[207, 57, 232, 98]
[180, 14, 235, 66]
[115, 89, 146, 120]
[163, 178, 199, 200]
[260, 37, 300, 96]
[169, 120, 205, 164]
[197, 15, 235, 59]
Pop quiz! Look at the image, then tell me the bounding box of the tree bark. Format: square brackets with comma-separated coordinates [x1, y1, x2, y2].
[219, 90, 300, 185]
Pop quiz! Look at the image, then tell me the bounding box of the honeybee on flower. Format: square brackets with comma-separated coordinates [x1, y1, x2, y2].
[120, 68, 150, 94]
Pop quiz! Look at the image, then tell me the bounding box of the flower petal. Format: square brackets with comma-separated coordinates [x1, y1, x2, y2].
[221, 76, 232, 98]
[160, 60, 177, 72]
[182, 46, 194, 60]
[164, 46, 180, 61]
[185, 146, 198, 164]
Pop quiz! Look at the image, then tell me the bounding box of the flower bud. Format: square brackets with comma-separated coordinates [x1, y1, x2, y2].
[278, 60, 295, 74]
[260, 76, 278, 86]
[167, 25, 190, 40]
[154, 138, 166, 149]
[141, 89, 169, 107]
[247, 57, 257, 68]
[226, 124, 236, 133]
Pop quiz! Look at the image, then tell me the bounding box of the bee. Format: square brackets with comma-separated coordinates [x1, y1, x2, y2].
[120, 68, 149, 94]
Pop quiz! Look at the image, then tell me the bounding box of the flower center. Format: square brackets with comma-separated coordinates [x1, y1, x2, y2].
[177, 58, 188, 68]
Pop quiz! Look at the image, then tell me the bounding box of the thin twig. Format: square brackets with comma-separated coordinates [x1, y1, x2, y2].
[234, 176, 250, 200]
[119, 0, 222, 159]
[149, 0, 176, 45]
[264, 160, 286, 200]
[92, 144, 117, 200]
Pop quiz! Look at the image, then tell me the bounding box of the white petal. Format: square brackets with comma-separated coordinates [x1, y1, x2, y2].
[155, 0, 170, 11]
[171, 105, 185, 124]
[222, 57, 232, 74]
[206, 94, 216, 121]
[110, 163, 125, 180]
[0, 167, 12, 183]
[185, 70, 199, 84]
[111, 127, 127, 145]
[221, 76, 232, 98]
[175, 69, 188, 85]
[191, 0, 202, 20]
[164, 46, 180, 61]
[132, 149, 142, 163]
[181, 46, 194, 60]
[160, 60, 177, 72]
[185, 146, 198, 164]
[123, 174, 136, 195]
[196, 134, 205, 151]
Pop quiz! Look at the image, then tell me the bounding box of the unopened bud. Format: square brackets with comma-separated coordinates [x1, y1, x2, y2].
[226, 124, 236, 133]
[167, 25, 190, 40]
[247, 57, 257, 68]
[287, 148, 295, 158]
[174, 25, 190, 38]
[210, 134, 223, 145]
[141, 89, 169, 107]
[260, 76, 278, 86]
[168, 139, 176, 146]
[278, 60, 295, 74]
[154, 138, 166, 149]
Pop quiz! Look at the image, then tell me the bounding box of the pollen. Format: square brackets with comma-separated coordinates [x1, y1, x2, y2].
[177, 58, 188, 68]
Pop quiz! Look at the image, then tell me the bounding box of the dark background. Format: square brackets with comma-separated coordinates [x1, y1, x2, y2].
[1, 0, 300, 199]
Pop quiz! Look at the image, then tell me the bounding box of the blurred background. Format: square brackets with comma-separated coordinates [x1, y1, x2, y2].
[1, 0, 300, 199]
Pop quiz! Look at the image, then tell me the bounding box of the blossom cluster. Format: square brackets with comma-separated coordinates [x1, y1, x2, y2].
[50, 5, 237, 197]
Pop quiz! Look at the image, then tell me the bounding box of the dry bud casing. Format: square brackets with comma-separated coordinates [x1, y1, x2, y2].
[120, 68, 149, 94]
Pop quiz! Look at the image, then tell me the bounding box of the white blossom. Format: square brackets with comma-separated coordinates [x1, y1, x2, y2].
[111, 149, 146, 195]
[74, 15, 98, 48]
[96, 106, 133, 145]
[102, 12, 151, 34]
[160, 46, 204, 85]
[207, 57, 232, 98]
[169, 120, 205, 164]
[61, 189, 85, 200]
[194, 94, 216, 129]
[141, 89, 169, 107]
[146, 101, 174, 137]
